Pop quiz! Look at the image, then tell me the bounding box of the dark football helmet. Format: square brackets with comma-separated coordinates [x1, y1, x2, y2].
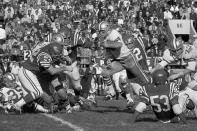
[51, 33, 64, 45]
[59, 27, 72, 45]
[49, 42, 64, 63]
[152, 69, 169, 85]
[98, 21, 110, 40]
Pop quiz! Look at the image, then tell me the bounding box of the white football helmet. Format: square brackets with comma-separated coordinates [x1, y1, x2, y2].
[98, 21, 110, 32]
[51, 33, 64, 44]
[98, 21, 110, 39]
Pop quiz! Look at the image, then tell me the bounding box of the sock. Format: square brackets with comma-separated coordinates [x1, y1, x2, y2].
[178, 113, 187, 124]
[15, 93, 35, 107]
[126, 93, 133, 102]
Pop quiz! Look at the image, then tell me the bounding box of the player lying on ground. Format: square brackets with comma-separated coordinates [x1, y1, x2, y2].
[130, 69, 187, 124]
[0, 73, 51, 113]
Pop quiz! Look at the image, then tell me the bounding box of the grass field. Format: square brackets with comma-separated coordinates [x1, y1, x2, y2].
[0, 97, 197, 131]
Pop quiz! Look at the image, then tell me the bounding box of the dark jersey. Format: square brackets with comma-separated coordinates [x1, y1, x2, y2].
[21, 42, 53, 74]
[126, 35, 149, 71]
[139, 82, 179, 122]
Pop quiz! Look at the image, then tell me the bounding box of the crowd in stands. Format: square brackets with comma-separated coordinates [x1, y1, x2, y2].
[0, 0, 196, 63]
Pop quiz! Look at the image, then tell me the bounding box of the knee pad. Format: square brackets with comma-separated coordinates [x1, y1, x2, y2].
[172, 104, 182, 115]
[119, 74, 128, 86]
[135, 102, 146, 113]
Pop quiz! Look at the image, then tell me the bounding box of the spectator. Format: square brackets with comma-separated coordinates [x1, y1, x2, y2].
[164, 7, 173, 19]
[181, 5, 190, 19]
[190, 8, 197, 30]
[4, 4, 14, 20]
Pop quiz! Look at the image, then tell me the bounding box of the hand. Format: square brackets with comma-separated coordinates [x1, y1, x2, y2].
[144, 70, 151, 74]
[60, 64, 73, 72]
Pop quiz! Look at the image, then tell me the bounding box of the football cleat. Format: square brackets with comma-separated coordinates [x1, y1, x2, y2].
[87, 94, 97, 106]
[72, 103, 81, 112]
[103, 94, 113, 101]
[78, 97, 93, 110]
[49, 103, 58, 114]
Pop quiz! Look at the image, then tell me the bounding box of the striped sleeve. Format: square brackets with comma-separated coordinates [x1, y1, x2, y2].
[169, 82, 179, 106]
[139, 86, 149, 105]
[169, 82, 179, 100]
[37, 52, 53, 69]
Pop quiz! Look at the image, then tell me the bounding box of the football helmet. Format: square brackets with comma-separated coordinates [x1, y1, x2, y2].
[49, 42, 64, 62]
[152, 69, 168, 85]
[98, 21, 110, 38]
[51, 33, 64, 45]
[59, 27, 72, 45]
[3, 73, 16, 88]
[1, 55, 10, 64]
[169, 37, 184, 57]
[98, 21, 110, 32]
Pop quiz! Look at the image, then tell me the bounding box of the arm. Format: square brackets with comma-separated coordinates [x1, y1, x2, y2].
[150, 63, 164, 74]
[103, 40, 122, 48]
[46, 65, 73, 75]
[150, 49, 174, 74]
[38, 53, 73, 75]
[168, 61, 196, 81]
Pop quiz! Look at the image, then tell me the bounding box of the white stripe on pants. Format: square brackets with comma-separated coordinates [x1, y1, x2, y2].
[18, 67, 43, 99]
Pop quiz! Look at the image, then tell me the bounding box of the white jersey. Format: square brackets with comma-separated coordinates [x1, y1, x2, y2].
[105, 29, 130, 60]
[159, 44, 197, 71]
[0, 87, 23, 104]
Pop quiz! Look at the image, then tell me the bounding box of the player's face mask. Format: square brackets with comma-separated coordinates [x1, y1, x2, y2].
[169, 39, 184, 58]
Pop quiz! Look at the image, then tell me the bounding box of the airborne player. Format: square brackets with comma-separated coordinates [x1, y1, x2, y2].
[97, 21, 151, 106]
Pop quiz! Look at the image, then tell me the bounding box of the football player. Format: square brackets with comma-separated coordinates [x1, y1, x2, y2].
[0, 73, 51, 114]
[98, 21, 150, 105]
[150, 36, 196, 81]
[130, 69, 187, 124]
[14, 37, 73, 111]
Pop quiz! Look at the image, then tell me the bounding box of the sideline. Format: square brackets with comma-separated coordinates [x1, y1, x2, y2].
[42, 113, 85, 131]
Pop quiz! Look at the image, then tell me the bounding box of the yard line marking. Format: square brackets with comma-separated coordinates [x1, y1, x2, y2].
[43, 113, 85, 131]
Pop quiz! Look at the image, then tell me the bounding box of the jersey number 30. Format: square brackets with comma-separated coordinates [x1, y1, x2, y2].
[150, 95, 170, 112]
[133, 48, 143, 61]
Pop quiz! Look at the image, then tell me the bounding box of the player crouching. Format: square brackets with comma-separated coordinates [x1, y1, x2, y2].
[130, 69, 187, 124]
